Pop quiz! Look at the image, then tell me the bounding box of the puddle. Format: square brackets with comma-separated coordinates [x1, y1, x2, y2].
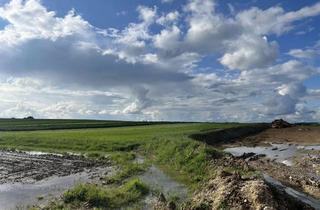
[264, 174, 320, 210]
[139, 165, 188, 199]
[0, 149, 111, 210]
[0, 167, 111, 210]
[134, 155, 188, 200]
[224, 143, 320, 166]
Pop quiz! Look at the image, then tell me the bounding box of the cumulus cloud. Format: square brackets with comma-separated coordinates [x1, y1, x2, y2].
[0, 0, 90, 45]
[0, 0, 319, 122]
[220, 35, 278, 70]
[236, 2, 320, 35]
[153, 25, 181, 51]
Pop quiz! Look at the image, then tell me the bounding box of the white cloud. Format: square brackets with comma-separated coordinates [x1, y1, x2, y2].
[156, 11, 179, 26]
[0, 0, 319, 122]
[288, 48, 319, 59]
[137, 5, 157, 23]
[161, 0, 173, 3]
[0, 0, 90, 46]
[220, 35, 278, 70]
[236, 2, 320, 35]
[154, 25, 181, 50]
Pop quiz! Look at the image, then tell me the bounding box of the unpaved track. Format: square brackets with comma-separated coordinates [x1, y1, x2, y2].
[0, 150, 105, 184]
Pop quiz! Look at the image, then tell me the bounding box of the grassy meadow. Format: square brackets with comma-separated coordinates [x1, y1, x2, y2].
[0, 122, 238, 152]
[0, 120, 245, 209]
[0, 118, 176, 131]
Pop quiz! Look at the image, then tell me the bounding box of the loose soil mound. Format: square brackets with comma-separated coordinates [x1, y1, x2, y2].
[271, 119, 291, 129]
[188, 172, 313, 210]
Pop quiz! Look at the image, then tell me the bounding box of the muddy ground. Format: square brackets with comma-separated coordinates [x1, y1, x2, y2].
[0, 149, 108, 184]
[0, 150, 112, 209]
[222, 125, 320, 203]
[230, 125, 320, 146]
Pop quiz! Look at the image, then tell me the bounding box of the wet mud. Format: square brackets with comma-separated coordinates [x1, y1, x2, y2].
[0, 149, 111, 210]
[0, 149, 107, 184]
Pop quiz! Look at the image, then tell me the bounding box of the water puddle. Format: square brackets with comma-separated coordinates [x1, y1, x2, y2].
[133, 156, 188, 208]
[0, 149, 111, 210]
[264, 174, 320, 210]
[224, 143, 320, 166]
[139, 165, 188, 199]
[0, 167, 111, 210]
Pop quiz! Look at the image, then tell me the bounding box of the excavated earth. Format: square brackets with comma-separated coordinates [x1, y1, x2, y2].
[190, 125, 320, 210]
[220, 125, 320, 209]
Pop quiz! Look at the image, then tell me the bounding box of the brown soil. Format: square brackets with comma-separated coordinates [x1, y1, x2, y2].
[186, 172, 313, 210]
[233, 126, 320, 146]
[191, 125, 320, 209]
[0, 149, 108, 184]
[153, 155, 314, 210]
[220, 125, 320, 202]
[249, 153, 320, 200]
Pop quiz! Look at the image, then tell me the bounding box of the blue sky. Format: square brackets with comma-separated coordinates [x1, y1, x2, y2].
[0, 0, 319, 122]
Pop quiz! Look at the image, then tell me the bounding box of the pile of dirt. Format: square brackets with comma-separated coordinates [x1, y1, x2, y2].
[186, 171, 313, 210]
[152, 155, 315, 210]
[271, 119, 291, 129]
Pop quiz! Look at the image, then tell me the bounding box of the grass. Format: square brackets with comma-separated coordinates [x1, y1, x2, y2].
[2, 122, 247, 209]
[0, 123, 238, 152]
[143, 137, 224, 187]
[0, 123, 241, 187]
[34, 178, 149, 209]
[0, 118, 180, 131]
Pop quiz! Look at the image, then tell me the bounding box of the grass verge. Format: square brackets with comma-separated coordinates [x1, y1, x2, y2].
[32, 178, 149, 210]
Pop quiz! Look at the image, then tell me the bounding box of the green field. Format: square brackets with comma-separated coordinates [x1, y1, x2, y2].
[0, 122, 238, 152]
[0, 120, 246, 209]
[0, 118, 178, 131]
[0, 122, 240, 185]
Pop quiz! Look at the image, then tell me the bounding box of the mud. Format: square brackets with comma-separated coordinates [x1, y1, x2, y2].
[222, 126, 320, 206]
[0, 167, 111, 210]
[0, 149, 108, 184]
[231, 126, 320, 146]
[250, 151, 320, 200]
[0, 149, 111, 210]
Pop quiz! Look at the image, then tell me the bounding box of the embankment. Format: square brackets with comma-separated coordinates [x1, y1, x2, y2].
[190, 124, 269, 146]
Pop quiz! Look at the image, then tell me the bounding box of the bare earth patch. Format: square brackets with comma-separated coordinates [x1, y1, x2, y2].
[0, 149, 107, 184]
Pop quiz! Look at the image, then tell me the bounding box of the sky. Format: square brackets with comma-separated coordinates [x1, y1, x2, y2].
[0, 0, 319, 122]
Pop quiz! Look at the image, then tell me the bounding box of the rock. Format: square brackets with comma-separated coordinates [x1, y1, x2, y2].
[159, 193, 166, 203]
[168, 201, 176, 210]
[248, 154, 266, 161]
[239, 152, 256, 159]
